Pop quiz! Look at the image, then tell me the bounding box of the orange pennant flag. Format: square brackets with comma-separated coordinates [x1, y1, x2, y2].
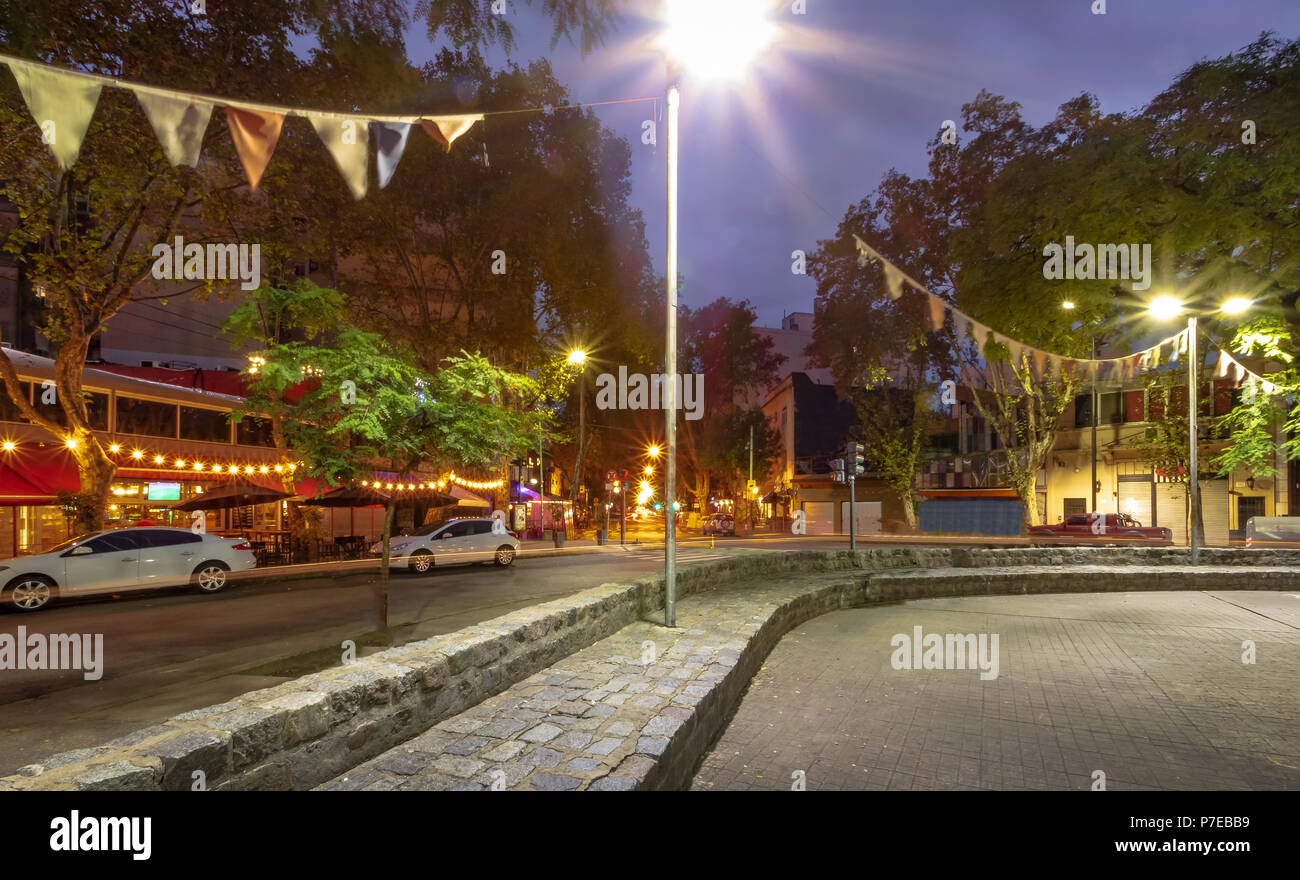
[225, 106, 284, 190]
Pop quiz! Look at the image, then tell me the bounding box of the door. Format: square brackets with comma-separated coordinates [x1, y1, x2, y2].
[468, 520, 498, 562]
[436, 520, 476, 560]
[840, 501, 882, 535]
[803, 502, 834, 535]
[136, 529, 204, 587]
[1118, 480, 1153, 526]
[1155, 483, 1188, 545]
[62, 532, 142, 594]
[1200, 480, 1230, 546]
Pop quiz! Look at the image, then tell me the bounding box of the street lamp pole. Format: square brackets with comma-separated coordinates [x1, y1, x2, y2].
[1091, 336, 1098, 514]
[1188, 315, 1199, 566]
[664, 83, 680, 628]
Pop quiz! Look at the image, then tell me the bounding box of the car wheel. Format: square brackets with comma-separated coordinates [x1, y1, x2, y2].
[192, 561, 230, 593]
[494, 545, 516, 566]
[409, 550, 434, 573]
[3, 575, 56, 612]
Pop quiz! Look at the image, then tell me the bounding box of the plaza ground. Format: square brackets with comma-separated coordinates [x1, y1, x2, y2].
[692, 591, 1300, 791]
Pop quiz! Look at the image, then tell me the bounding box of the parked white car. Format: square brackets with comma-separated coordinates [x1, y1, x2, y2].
[370, 517, 519, 572]
[0, 527, 257, 613]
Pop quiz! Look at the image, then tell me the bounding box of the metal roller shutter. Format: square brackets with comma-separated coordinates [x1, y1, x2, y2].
[803, 501, 835, 535]
[1118, 481, 1153, 527]
[1155, 483, 1188, 546]
[1200, 480, 1230, 546]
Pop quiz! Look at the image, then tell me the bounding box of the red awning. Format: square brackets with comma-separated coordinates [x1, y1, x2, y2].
[0, 466, 55, 504]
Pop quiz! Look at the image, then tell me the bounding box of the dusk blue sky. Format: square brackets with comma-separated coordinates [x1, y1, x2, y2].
[410, 1, 1300, 328]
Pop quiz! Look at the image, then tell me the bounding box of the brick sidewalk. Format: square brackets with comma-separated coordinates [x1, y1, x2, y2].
[691, 591, 1300, 791]
[316, 569, 862, 791]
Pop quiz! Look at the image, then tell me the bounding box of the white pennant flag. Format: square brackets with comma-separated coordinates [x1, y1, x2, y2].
[309, 112, 370, 199]
[8, 59, 102, 169]
[134, 88, 213, 167]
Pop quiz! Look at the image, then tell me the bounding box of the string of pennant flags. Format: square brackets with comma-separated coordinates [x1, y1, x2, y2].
[0, 52, 485, 198]
[852, 233, 1273, 390]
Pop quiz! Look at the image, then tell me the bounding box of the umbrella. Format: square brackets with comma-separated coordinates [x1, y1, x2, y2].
[298, 485, 393, 507]
[172, 481, 293, 511]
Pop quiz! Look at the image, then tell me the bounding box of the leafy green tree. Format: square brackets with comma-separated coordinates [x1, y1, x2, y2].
[235, 288, 548, 629]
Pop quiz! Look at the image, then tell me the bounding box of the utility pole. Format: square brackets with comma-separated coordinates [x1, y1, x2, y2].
[663, 83, 680, 628]
[1188, 316, 1199, 565]
[847, 442, 864, 552]
[1090, 336, 1098, 514]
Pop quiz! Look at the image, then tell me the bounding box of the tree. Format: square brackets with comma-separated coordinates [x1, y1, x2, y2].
[236, 288, 549, 629]
[0, 0, 413, 532]
[677, 298, 784, 513]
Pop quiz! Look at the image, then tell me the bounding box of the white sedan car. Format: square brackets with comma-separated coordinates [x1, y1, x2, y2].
[0, 527, 257, 613]
[370, 517, 520, 572]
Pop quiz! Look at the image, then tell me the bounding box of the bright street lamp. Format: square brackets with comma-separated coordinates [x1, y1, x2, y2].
[647, 444, 661, 459]
[567, 349, 587, 366]
[1145, 296, 1252, 564]
[657, 0, 774, 628]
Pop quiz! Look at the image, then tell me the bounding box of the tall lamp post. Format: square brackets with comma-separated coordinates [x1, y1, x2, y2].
[1147, 295, 1253, 565]
[658, 0, 774, 627]
[567, 349, 588, 532]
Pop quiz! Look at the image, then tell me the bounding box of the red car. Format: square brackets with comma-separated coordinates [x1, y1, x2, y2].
[1030, 513, 1173, 545]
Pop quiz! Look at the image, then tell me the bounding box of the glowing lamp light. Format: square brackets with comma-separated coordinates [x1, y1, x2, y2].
[175, 459, 186, 468]
[153, 455, 165, 464]
[259, 465, 269, 474]
[131, 449, 144, 460]
[64, 437, 79, 449]
[109, 444, 121, 453]
[1147, 296, 1183, 320]
[659, 0, 776, 81]
[1221, 297, 1251, 315]
[1, 441, 14, 452]
[567, 349, 587, 366]
[212, 464, 223, 473]
[194, 462, 204, 470]
[1061, 301, 1075, 310]
[274, 465, 283, 473]
[647, 445, 661, 459]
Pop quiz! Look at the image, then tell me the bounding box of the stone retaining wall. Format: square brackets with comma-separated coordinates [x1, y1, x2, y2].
[3, 545, 1293, 791]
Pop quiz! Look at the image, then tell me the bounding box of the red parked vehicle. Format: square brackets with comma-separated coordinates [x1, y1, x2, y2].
[1029, 513, 1173, 545]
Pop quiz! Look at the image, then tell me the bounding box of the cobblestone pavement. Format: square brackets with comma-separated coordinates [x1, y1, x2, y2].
[691, 591, 1300, 791]
[317, 570, 859, 791]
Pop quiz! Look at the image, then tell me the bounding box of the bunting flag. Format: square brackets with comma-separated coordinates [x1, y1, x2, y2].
[371, 121, 412, 189]
[849, 228, 1203, 382]
[7, 57, 102, 169]
[225, 106, 284, 190]
[927, 293, 947, 332]
[135, 89, 213, 167]
[1219, 349, 1276, 392]
[0, 52, 484, 198]
[309, 112, 369, 199]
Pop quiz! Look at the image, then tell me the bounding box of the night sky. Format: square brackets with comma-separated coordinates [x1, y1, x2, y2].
[409, 1, 1300, 328]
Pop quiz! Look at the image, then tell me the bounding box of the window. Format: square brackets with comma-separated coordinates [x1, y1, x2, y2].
[1099, 392, 1126, 424]
[85, 532, 142, 553]
[1064, 498, 1087, 518]
[181, 406, 230, 443]
[236, 416, 274, 447]
[29, 388, 109, 430]
[136, 529, 202, 547]
[1238, 496, 1265, 527]
[116, 396, 178, 438]
[445, 521, 475, 538]
[472, 521, 495, 535]
[1074, 394, 1094, 428]
[1065, 514, 1089, 526]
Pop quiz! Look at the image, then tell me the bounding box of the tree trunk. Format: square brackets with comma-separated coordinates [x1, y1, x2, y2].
[69, 437, 115, 534]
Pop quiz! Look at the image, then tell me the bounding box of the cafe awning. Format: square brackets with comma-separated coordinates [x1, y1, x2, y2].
[449, 484, 490, 507]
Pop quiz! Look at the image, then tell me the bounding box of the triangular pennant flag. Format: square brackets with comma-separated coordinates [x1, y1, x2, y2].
[927, 294, 947, 332]
[969, 320, 990, 350]
[1234, 362, 1245, 384]
[134, 88, 213, 167]
[371, 121, 411, 189]
[1177, 329, 1189, 356]
[419, 115, 480, 151]
[225, 105, 284, 190]
[1218, 351, 1231, 378]
[1032, 350, 1047, 376]
[853, 234, 873, 268]
[882, 262, 906, 301]
[8, 60, 102, 169]
[309, 112, 369, 199]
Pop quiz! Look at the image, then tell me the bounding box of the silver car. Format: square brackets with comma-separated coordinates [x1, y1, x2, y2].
[370, 517, 520, 572]
[0, 527, 257, 612]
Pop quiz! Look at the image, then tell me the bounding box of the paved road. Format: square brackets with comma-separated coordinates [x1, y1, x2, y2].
[691, 591, 1300, 791]
[0, 535, 809, 774]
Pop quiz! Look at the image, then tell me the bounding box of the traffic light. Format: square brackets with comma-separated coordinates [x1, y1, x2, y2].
[847, 442, 865, 476]
[830, 458, 845, 484]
